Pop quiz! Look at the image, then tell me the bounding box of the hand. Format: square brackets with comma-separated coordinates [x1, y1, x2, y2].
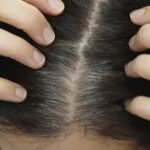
[124, 6, 150, 121]
[0, 0, 64, 102]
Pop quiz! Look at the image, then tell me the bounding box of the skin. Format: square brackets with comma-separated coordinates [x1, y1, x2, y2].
[0, 127, 144, 150]
[1, 1, 149, 122]
[0, 2, 148, 149]
[0, 0, 65, 102]
[124, 6, 150, 121]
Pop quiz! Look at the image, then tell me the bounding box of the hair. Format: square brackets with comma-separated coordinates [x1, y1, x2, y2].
[0, 0, 150, 149]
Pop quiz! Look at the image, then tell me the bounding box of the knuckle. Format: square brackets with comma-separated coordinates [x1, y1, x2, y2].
[139, 25, 149, 40]
[29, 6, 42, 22]
[0, 77, 5, 84]
[0, 28, 3, 33]
[19, 6, 43, 30]
[133, 96, 145, 103]
[132, 54, 147, 74]
[145, 6, 150, 12]
[145, 6, 150, 18]
[0, 78, 6, 89]
[138, 24, 150, 47]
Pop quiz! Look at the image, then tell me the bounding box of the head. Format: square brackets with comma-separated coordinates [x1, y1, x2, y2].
[0, 0, 150, 149]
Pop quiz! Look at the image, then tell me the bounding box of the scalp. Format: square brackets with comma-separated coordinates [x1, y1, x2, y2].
[0, 0, 150, 149]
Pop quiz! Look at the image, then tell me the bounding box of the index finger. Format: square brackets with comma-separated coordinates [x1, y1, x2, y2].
[0, 0, 55, 45]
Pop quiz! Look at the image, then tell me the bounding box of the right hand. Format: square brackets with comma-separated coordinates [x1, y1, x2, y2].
[124, 6, 150, 121]
[0, 0, 65, 102]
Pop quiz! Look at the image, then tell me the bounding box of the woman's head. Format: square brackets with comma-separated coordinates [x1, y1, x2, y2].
[0, 0, 150, 149]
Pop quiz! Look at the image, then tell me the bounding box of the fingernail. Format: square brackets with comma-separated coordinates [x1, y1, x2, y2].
[43, 26, 55, 44]
[125, 61, 133, 74]
[130, 8, 145, 20]
[129, 36, 136, 49]
[48, 0, 65, 12]
[32, 50, 45, 66]
[15, 87, 27, 100]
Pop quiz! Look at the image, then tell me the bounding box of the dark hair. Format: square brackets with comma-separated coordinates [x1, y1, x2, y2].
[0, 0, 150, 149]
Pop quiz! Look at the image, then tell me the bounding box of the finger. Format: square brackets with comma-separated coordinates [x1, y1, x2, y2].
[0, 29, 45, 69]
[129, 24, 150, 51]
[130, 6, 150, 25]
[0, 78, 27, 102]
[0, 0, 55, 45]
[125, 96, 150, 121]
[125, 54, 150, 80]
[24, 0, 65, 16]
